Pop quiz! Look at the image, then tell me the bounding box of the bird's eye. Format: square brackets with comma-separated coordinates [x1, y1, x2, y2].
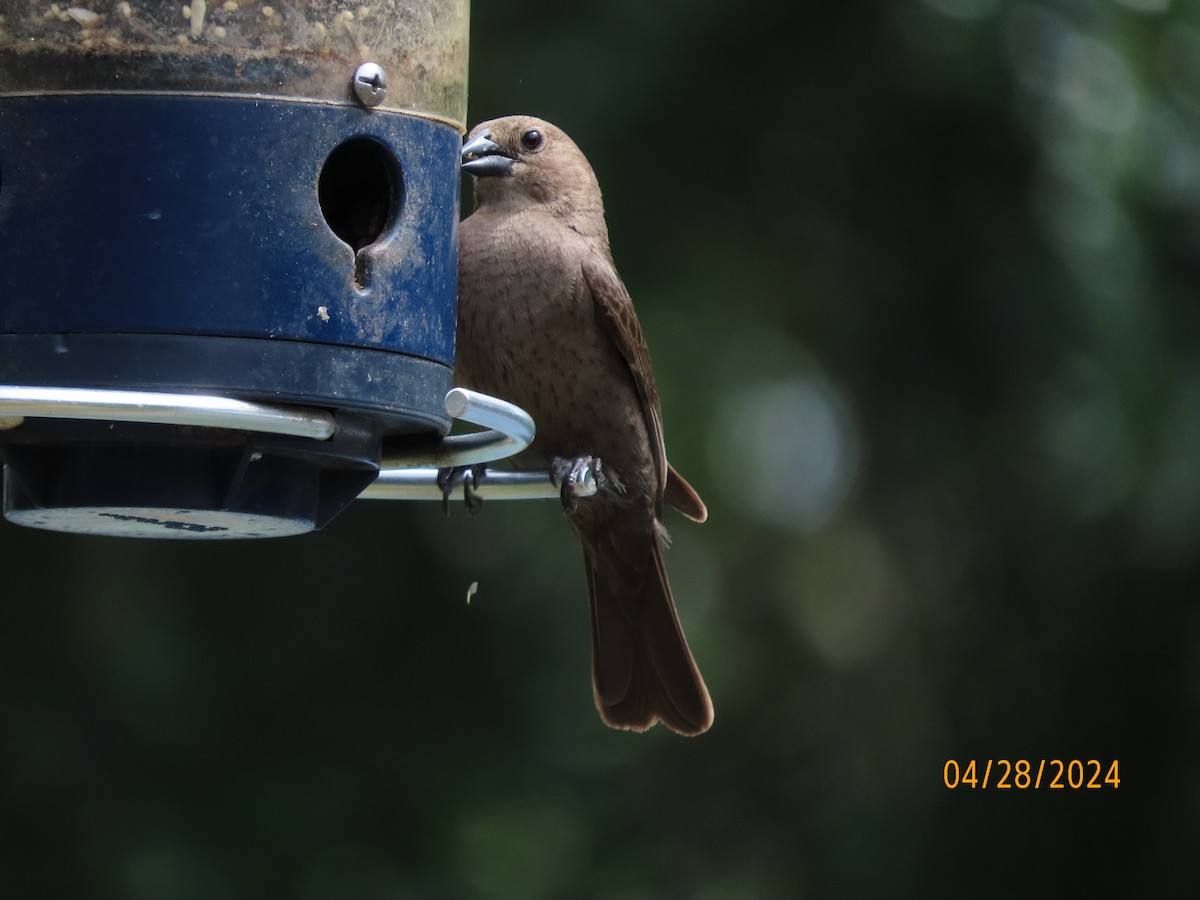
[520, 129, 544, 151]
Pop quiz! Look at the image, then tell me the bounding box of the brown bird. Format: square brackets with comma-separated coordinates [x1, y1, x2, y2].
[453, 115, 714, 735]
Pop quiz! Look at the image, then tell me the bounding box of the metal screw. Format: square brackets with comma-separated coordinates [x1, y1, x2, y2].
[353, 62, 388, 107]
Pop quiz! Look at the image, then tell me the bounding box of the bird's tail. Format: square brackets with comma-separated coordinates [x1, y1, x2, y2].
[582, 534, 713, 735]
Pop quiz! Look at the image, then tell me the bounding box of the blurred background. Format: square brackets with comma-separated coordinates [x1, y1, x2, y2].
[3, 0, 1200, 895]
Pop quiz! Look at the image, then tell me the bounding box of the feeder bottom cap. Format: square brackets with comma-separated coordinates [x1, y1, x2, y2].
[3, 506, 314, 539]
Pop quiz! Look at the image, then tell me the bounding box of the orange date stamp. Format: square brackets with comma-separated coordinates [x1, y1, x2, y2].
[943, 759, 1120, 790]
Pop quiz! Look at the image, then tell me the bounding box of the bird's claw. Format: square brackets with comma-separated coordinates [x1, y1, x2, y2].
[436, 463, 487, 516]
[550, 455, 624, 513]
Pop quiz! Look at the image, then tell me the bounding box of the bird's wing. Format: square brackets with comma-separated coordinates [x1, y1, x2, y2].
[582, 252, 708, 522]
[581, 252, 668, 500]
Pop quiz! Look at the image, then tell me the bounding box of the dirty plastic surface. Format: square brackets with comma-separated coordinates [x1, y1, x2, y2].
[0, 0, 469, 127]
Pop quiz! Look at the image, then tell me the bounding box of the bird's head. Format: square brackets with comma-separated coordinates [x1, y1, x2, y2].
[461, 116, 606, 238]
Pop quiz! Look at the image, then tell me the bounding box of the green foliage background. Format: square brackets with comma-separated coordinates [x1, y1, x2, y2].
[3, 0, 1200, 895]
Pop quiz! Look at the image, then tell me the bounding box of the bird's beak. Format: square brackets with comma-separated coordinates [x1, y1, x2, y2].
[461, 132, 514, 178]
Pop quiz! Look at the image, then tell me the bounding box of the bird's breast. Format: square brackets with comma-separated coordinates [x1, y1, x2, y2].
[456, 215, 654, 497]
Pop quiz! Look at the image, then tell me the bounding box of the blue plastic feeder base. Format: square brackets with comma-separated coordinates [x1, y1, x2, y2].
[0, 94, 461, 538]
[0, 334, 453, 433]
[2, 413, 381, 539]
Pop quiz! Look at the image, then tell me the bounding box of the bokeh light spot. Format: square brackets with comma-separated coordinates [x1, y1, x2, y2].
[710, 375, 860, 532]
[779, 523, 905, 669]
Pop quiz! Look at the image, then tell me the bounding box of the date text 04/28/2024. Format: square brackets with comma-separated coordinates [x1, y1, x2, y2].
[943, 759, 1120, 790]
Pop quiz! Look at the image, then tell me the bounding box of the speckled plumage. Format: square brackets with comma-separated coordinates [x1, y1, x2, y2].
[456, 116, 713, 735]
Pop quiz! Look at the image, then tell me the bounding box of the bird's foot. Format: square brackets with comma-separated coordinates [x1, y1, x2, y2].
[436, 463, 487, 516]
[550, 455, 624, 513]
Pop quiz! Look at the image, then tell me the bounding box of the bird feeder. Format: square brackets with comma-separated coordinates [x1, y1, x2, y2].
[0, 0, 565, 539]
